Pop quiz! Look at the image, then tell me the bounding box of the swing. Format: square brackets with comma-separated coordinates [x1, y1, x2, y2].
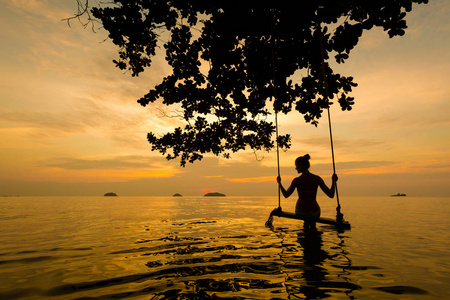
[266, 21, 351, 230]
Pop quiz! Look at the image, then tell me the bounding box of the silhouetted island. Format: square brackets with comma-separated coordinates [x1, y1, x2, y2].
[391, 193, 406, 197]
[104, 192, 118, 196]
[204, 192, 226, 197]
[173, 193, 182, 197]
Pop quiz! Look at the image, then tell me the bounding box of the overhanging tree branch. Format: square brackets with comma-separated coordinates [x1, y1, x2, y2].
[69, 0, 429, 166]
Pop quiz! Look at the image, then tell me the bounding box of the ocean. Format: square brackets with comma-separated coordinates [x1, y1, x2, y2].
[0, 196, 449, 299]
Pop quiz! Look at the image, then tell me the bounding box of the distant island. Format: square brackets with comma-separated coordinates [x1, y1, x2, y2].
[104, 192, 118, 196]
[204, 192, 226, 197]
[173, 193, 182, 197]
[391, 193, 406, 197]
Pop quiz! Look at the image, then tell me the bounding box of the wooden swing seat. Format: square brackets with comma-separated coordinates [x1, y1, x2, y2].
[269, 207, 351, 230]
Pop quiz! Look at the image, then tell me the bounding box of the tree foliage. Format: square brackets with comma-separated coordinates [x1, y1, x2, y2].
[73, 0, 428, 166]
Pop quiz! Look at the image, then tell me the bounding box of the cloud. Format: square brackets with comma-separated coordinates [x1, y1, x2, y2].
[5, 0, 66, 21]
[332, 161, 397, 175]
[226, 176, 274, 183]
[0, 94, 182, 151]
[1, 98, 128, 134]
[295, 136, 385, 153]
[32, 154, 184, 183]
[43, 155, 163, 170]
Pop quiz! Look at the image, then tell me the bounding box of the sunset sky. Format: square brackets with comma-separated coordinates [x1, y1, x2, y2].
[0, 1, 449, 197]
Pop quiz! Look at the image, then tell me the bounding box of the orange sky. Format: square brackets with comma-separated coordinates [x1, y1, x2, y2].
[0, 1, 449, 196]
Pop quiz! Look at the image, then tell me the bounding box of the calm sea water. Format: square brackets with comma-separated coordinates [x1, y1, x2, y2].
[0, 196, 449, 299]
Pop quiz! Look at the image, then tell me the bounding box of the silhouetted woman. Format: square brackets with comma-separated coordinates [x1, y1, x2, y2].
[277, 154, 338, 230]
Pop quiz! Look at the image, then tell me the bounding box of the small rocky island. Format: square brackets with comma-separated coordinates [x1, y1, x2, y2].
[104, 192, 118, 196]
[204, 192, 226, 197]
[173, 193, 182, 197]
[391, 193, 406, 197]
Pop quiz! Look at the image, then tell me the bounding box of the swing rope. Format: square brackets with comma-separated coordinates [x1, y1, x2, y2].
[317, 22, 344, 222]
[271, 18, 281, 210]
[275, 101, 281, 210]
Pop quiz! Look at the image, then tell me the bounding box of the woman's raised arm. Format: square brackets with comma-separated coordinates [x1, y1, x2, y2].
[318, 174, 338, 198]
[277, 176, 296, 198]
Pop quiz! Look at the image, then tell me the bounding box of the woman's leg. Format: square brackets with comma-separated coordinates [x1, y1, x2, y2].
[304, 219, 317, 231]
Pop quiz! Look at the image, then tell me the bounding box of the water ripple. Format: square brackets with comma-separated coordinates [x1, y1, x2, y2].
[1, 196, 445, 299]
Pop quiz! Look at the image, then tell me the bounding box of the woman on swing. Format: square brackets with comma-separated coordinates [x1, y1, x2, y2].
[277, 154, 338, 231]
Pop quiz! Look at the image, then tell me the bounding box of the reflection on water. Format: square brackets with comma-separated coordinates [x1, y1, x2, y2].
[272, 226, 361, 299]
[0, 196, 446, 299]
[0, 224, 360, 299]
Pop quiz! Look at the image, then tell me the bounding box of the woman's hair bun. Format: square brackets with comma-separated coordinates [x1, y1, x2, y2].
[295, 154, 311, 169]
